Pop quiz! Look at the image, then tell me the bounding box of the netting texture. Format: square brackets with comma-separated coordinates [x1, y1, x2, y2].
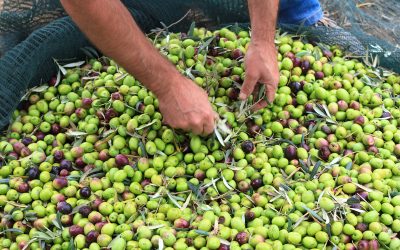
[0, 0, 399, 128]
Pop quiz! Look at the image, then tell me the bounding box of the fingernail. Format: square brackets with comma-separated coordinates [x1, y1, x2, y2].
[239, 93, 246, 100]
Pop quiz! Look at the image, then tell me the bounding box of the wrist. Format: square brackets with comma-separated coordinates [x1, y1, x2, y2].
[250, 41, 277, 54]
[151, 72, 185, 100]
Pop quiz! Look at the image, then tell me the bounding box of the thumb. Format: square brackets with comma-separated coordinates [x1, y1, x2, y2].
[239, 73, 257, 100]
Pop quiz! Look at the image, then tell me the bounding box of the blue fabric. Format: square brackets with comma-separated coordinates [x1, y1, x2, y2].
[278, 0, 323, 26]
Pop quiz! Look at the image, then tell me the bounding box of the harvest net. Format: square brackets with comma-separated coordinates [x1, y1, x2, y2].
[0, 0, 399, 127]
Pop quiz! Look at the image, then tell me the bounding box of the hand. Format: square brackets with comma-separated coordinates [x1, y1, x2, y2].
[239, 43, 280, 110]
[157, 76, 218, 136]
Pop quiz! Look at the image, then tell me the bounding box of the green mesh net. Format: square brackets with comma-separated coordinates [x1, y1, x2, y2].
[0, 0, 399, 128]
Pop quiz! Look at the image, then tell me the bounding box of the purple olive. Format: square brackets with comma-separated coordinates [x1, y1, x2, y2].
[251, 179, 262, 189]
[53, 177, 68, 189]
[51, 124, 61, 135]
[91, 197, 103, 210]
[115, 154, 129, 167]
[321, 125, 331, 134]
[111, 92, 123, 101]
[78, 205, 92, 217]
[141, 179, 151, 187]
[293, 57, 301, 67]
[289, 81, 302, 94]
[338, 100, 348, 111]
[69, 225, 84, 237]
[194, 170, 205, 181]
[236, 232, 249, 245]
[304, 103, 314, 112]
[86, 230, 99, 243]
[248, 124, 261, 137]
[349, 101, 360, 110]
[241, 140, 255, 154]
[82, 98, 93, 108]
[354, 116, 365, 125]
[285, 145, 297, 160]
[105, 108, 118, 121]
[27, 167, 40, 180]
[51, 166, 60, 175]
[323, 50, 333, 58]
[245, 210, 255, 221]
[382, 112, 391, 119]
[231, 49, 243, 60]
[57, 201, 72, 214]
[219, 245, 229, 250]
[174, 218, 190, 228]
[319, 146, 331, 161]
[21, 137, 33, 146]
[75, 157, 85, 169]
[315, 71, 324, 79]
[358, 240, 369, 250]
[16, 182, 29, 193]
[53, 150, 64, 162]
[368, 146, 379, 154]
[79, 187, 91, 198]
[35, 131, 45, 141]
[301, 60, 310, 73]
[369, 239, 379, 250]
[355, 223, 368, 232]
[60, 159, 73, 171]
[227, 88, 240, 100]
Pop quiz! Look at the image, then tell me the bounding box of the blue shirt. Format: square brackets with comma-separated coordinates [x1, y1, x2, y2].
[279, 0, 323, 26]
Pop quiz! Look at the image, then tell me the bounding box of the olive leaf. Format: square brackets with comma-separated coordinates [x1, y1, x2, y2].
[136, 120, 157, 131]
[66, 130, 87, 137]
[302, 205, 324, 222]
[309, 161, 322, 179]
[195, 230, 210, 236]
[187, 182, 201, 198]
[148, 224, 165, 230]
[202, 178, 220, 189]
[198, 36, 215, 55]
[219, 238, 231, 246]
[299, 159, 310, 173]
[181, 193, 192, 210]
[0, 228, 23, 235]
[138, 141, 148, 158]
[346, 197, 360, 205]
[187, 21, 196, 37]
[61, 61, 85, 68]
[81, 46, 100, 59]
[211, 177, 219, 194]
[354, 183, 373, 193]
[345, 161, 353, 170]
[158, 238, 164, 250]
[214, 128, 225, 147]
[326, 223, 332, 238]
[167, 192, 182, 209]
[221, 176, 234, 191]
[295, 50, 311, 58]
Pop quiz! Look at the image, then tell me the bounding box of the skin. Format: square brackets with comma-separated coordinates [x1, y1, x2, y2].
[60, 0, 279, 135]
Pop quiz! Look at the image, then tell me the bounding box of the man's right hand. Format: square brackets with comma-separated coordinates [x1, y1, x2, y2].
[157, 76, 217, 136]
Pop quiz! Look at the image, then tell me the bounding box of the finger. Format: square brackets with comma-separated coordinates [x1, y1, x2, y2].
[252, 83, 260, 102]
[213, 112, 219, 122]
[202, 114, 216, 136]
[251, 99, 268, 111]
[190, 118, 204, 135]
[162, 117, 170, 126]
[265, 82, 278, 103]
[239, 73, 258, 100]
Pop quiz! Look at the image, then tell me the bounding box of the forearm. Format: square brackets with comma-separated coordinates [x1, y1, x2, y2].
[61, 0, 181, 97]
[247, 0, 279, 46]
